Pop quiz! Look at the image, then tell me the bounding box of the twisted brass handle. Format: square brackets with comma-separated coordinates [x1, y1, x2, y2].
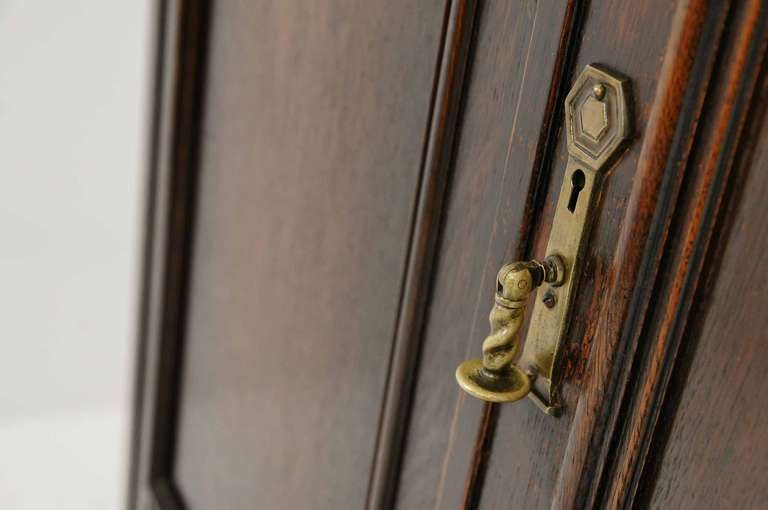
[455, 256, 563, 403]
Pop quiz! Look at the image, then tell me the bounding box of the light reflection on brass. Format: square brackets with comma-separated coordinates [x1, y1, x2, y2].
[455, 65, 633, 416]
[455, 257, 563, 403]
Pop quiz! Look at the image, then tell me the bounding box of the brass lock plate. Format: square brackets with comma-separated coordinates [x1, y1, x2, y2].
[519, 64, 633, 415]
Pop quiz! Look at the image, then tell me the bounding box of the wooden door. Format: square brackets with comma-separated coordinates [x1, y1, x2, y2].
[131, 0, 455, 508]
[395, 1, 768, 509]
[131, 1, 768, 509]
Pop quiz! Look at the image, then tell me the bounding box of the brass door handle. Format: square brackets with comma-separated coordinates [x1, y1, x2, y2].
[456, 257, 563, 403]
[455, 64, 634, 416]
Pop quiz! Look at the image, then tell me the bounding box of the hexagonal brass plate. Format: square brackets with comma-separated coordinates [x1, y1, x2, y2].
[565, 64, 632, 169]
[519, 64, 633, 415]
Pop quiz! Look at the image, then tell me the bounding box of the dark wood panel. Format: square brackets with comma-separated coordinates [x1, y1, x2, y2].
[365, 1, 478, 509]
[477, 0, 686, 507]
[603, 1, 768, 507]
[394, 2, 571, 508]
[645, 73, 768, 510]
[164, 1, 447, 509]
[130, 1, 768, 509]
[632, 13, 768, 507]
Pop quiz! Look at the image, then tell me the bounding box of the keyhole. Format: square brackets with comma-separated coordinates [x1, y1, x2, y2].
[567, 170, 586, 213]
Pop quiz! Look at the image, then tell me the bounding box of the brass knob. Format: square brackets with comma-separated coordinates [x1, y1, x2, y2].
[455, 256, 563, 403]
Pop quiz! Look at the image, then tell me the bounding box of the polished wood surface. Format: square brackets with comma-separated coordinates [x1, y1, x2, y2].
[161, 1, 448, 508]
[396, 0, 693, 506]
[547, 0, 711, 506]
[605, 1, 768, 507]
[636, 15, 768, 507]
[366, 1, 477, 508]
[130, 1, 768, 508]
[645, 72, 768, 509]
[394, 2, 571, 507]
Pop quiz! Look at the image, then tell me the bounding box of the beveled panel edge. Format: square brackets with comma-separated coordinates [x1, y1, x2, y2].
[553, 2, 768, 508]
[604, 1, 768, 508]
[365, 1, 480, 508]
[129, 0, 212, 508]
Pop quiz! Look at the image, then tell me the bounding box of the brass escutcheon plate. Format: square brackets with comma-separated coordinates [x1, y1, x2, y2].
[518, 64, 633, 415]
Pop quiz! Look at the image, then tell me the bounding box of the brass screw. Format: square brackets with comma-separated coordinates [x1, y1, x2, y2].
[543, 290, 556, 308]
[593, 83, 606, 100]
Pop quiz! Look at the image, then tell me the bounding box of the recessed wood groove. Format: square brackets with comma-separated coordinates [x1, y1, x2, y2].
[635, 51, 768, 509]
[126, 1, 768, 508]
[555, 1, 768, 508]
[461, 1, 587, 508]
[600, 0, 768, 506]
[365, 1, 479, 508]
[553, 0, 725, 506]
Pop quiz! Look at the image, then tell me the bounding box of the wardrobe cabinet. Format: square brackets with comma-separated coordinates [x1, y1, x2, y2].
[131, 1, 768, 508]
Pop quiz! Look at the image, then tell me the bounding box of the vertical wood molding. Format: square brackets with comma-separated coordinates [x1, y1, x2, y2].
[552, 1, 726, 507]
[393, 3, 576, 507]
[130, 0, 211, 508]
[552, 1, 768, 508]
[365, 1, 478, 508]
[128, 0, 169, 507]
[461, 1, 585, 507]
[603, 1, 768, 507]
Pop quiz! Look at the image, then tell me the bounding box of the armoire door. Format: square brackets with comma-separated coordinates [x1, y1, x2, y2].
[131, 1, 768, 509]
